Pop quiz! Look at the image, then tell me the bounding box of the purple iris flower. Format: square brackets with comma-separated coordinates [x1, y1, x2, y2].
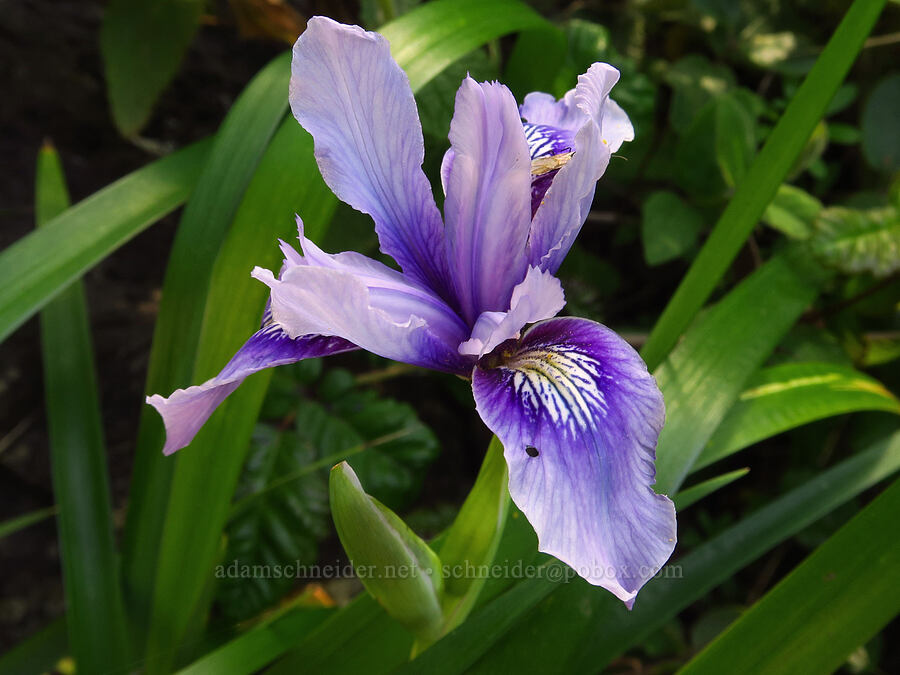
[148, 16, 676, 607]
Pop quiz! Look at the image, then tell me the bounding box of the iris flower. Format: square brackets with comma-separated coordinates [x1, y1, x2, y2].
[148, 17, 676, 607]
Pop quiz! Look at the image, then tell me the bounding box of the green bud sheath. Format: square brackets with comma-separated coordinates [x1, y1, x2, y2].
[329, 462, 444, 642]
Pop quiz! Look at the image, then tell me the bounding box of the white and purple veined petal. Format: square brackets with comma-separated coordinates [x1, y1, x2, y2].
[472, 317, 676, 606]
[289, 17, 449, 296]
[523, 64, 634, 273]
[147, 328, 356, 455]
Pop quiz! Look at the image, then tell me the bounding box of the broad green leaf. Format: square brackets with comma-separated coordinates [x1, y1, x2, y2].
[714, 93, 757, 188]
[697, 362, 900, 470]
[641, 0, 887, 370]
[176, 607, 332, 675]
[861, 73, 900, 172]
[140, 1, 554, 668]
[100, 0, 204, 136]
[0, 506, 56, 540]
[675, 101, 729, 200]
[811, 204, 900, 277]
[331, 462, 445, 642]
[502, 26, 567, 100]
[0, 617, 67, 675]
[440, 426, 900, 674]
[762, 183, 823, 239]
[654, 249, 828, 494]
[216, 425, 330, 623]
[673, 469, 749, 510]
[641, 191, 704, 265]
[437, 437, 510, 634]
[0, 139, 211, 344]
[664, 55, 735, 133]
[381, 0, 546, 91]
[218, 370, 438, 621]
[680, 478, 900, 675]
[36, 146, 129, 674]
[122, 52, 291, 640]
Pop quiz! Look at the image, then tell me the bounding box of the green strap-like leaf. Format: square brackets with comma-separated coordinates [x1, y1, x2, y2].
[121, 52, 291, 637]
[641, 0, 887, 369]
[36, 145, 130, 674]
[0, 616, 67, 675]
[679, 478, 900, 675]
[697, 361, 900, 470]
[673, 469, 750, 510]
[654, 248, 829, 495]
[0, 138, 211, 344]
[100, 0, 205, 136]
[0, 506, 57, 540]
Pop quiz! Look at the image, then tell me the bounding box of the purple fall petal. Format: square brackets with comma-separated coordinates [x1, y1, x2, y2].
[458, 267, 564, 358]
[525, 64, 634, 273]
[289, 17, 448, 293]
[472, 317, 676, 606]
[147, 328, 356, 455]
[444, 77, 533, 324]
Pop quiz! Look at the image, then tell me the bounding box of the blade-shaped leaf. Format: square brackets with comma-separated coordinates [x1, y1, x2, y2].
[679, 478, 900, 675]
[697, 361, 900, 470]
[641, 0, 887, 369]
[811, 204, 900, 277]
[0, 506, 57, 540]
[673, 469, 750, 510]
[0, 139, 211, 344]
[100, 0, 204, 136]
[654, 248, 829, 495]
[122, 51, 292, 639]
[36, 145, 129, 674]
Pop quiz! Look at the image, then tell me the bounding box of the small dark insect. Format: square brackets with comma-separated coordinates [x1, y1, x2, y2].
[525, 445, 540, 458]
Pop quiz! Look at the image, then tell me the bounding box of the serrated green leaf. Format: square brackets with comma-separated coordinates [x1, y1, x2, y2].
[641, 191, 704, 265]
[811, 204, 900, 277]
[679, 478, 900, 675]
[100, 0, 204, 136]
[762, 183, 823, 239]
[697, 362, 900, 470]
[218, 374, 438, 621]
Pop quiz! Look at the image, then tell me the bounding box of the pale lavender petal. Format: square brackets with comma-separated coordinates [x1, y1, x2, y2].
[147, 329, 356, 455]
[458, 267, 564, 357]
[443, 77, 533, 324]
[600, 98, 634, 153]
[519, 90, 584, 130]
[472, 317, 676, 606]
[526, 64, 632, 273]
[290, 17, 447, 293]
[254, 262, 471, 374]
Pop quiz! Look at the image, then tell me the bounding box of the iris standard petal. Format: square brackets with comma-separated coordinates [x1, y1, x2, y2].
[289, 16, 447, 293]
[526, 64, 632, 273]
[471, 317, 676, 606]
[443, 77, 533, 324]
[147, 329, 356, 455]
[254, 262, 471, 374]
[458, 266, 564, 358]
